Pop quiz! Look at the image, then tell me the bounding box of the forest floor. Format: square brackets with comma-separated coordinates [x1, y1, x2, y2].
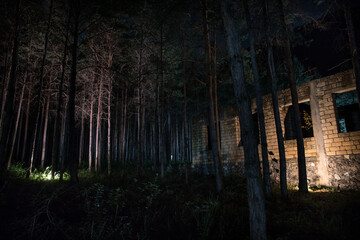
[0, 164, 360, 240]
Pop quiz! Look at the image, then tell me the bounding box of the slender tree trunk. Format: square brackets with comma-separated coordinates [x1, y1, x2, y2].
[107, 76, 111, 175]
[7, 74, 26, 169]
[277, 0, 307, 192]
[40, 86, 51, 170]
[159, 22, 165, 178]
[21, 85, 31, 163]
[120, 87, 127, 166]
[244, 0, 272, 198]
[0, 0, 21, 181]
[28, 0, 54, 177]
[213, 34, 221, 153]
[201, 0, 223, 193]
[262, 0, 288, 198]
[89, 96, 94, 172]
[221, 1, 267, 239]
[79, 101, 85, 167]
[344, 1, 360, 110]
[95, 71, 103, 173]
[66, 1, 80, 183]
[52, 7, 70, 179]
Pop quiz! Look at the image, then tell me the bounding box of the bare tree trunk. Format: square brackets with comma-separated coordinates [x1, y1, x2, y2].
[159, 22, 165, 178]
[244, 0, 272, 198]
[120, 87, 127, 166]
[221, 1, 267, 239]
[66, 1, 80, 183]
[21, 85, 31, 163]
[277, 0, 307, 192]
[89, 96, 94, 172]
[0, 0, 21, 181]
[201, 0, 223, 193]
[262, 0, 288, 198]
[40, 86, 51, 170]
[107, 77, 111, 175]
[52, 7, 70, 179]
[344, 1, 360, 110]
[28, 0, 54, 177]
[95, 71, 103, 173]
[7, 74, 26, 169]
[79, 101, 85, 167]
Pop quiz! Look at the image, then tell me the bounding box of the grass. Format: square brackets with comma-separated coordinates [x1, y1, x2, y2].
[0, 164, 359, 239]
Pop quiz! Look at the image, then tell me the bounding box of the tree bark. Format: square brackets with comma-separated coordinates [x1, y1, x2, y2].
[244, 0, 272, 198]
[344, 1, 360, 111]
[89, 95, 94, 172]
[221, 1, 267, 239]
[7, 73, 26, 169]
[95, 70, 103, 173]
[201, 0, 223, 193]
[0, 0, 21, 181]
[40, 85, 51, 170]
[262, 0, 288, 198]
[277, 0, 308, 192]
[66, 0, 80, 183]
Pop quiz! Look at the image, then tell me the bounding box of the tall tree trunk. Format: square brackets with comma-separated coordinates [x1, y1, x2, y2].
[7, 74, 26, 169]
[79, 100, 85, 167]
[221, 1, 267, 239]
[159, 22, 165, 178]
[21, 85, 32, 163]
[52, 7, 70, 179]
[66, 0, 80, 183]
[107, 76, 111, 175]
[95, 71, 103, 173]
[201, 0, 223, 193]
[344, 1, 360, 110]
[40, 86, 51, 170]
[120, 87, 127, 166]
[0, 0, 21, 181]
[262, 0, 288, 198]
[28, 0, 54, 177]
[244, 0, 272, 198]
[277, 0, 307, 192]
[89, 95, 94, 172]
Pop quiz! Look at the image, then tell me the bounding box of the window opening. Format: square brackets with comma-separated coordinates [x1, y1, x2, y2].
[334, 90, 360, 133]
[284, 102, 314, 140]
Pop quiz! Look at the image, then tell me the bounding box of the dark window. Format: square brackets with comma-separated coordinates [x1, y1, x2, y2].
[334, 90, 360, 133]
[284, 102, 314, 140]
[238, 113, 259, 147]
[207, 121, 221, 150]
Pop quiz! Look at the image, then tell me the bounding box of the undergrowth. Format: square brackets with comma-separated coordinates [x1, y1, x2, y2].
[1, 164, 359, 240]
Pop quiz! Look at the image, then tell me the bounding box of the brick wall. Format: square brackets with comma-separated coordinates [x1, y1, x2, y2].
[191, 70, 360, 189]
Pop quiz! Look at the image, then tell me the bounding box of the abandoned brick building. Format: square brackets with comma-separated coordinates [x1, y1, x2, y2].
[191, 70, 360, 189]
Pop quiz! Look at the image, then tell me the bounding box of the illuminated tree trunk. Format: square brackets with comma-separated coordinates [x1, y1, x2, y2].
[40, 86, 51, 170]
[79, 100, 85, 167]
[52, 8, 70, 179]
[262, 0, 288, 198]
[244, 0, 272, 198]
[120, 87, 127, 166]
[22, 85, 32, 163]
[7, 74, 26, 169]
[95, 71, 103, 173]
[344, 1, 360, 110]
[221, 1, 267, 239]
[277, 0, 307, 193]
[28, 0, 53, 177]
[89, 95, 94, 172]
[201, 0, 223, 193]
[0, 0, 21, 181]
